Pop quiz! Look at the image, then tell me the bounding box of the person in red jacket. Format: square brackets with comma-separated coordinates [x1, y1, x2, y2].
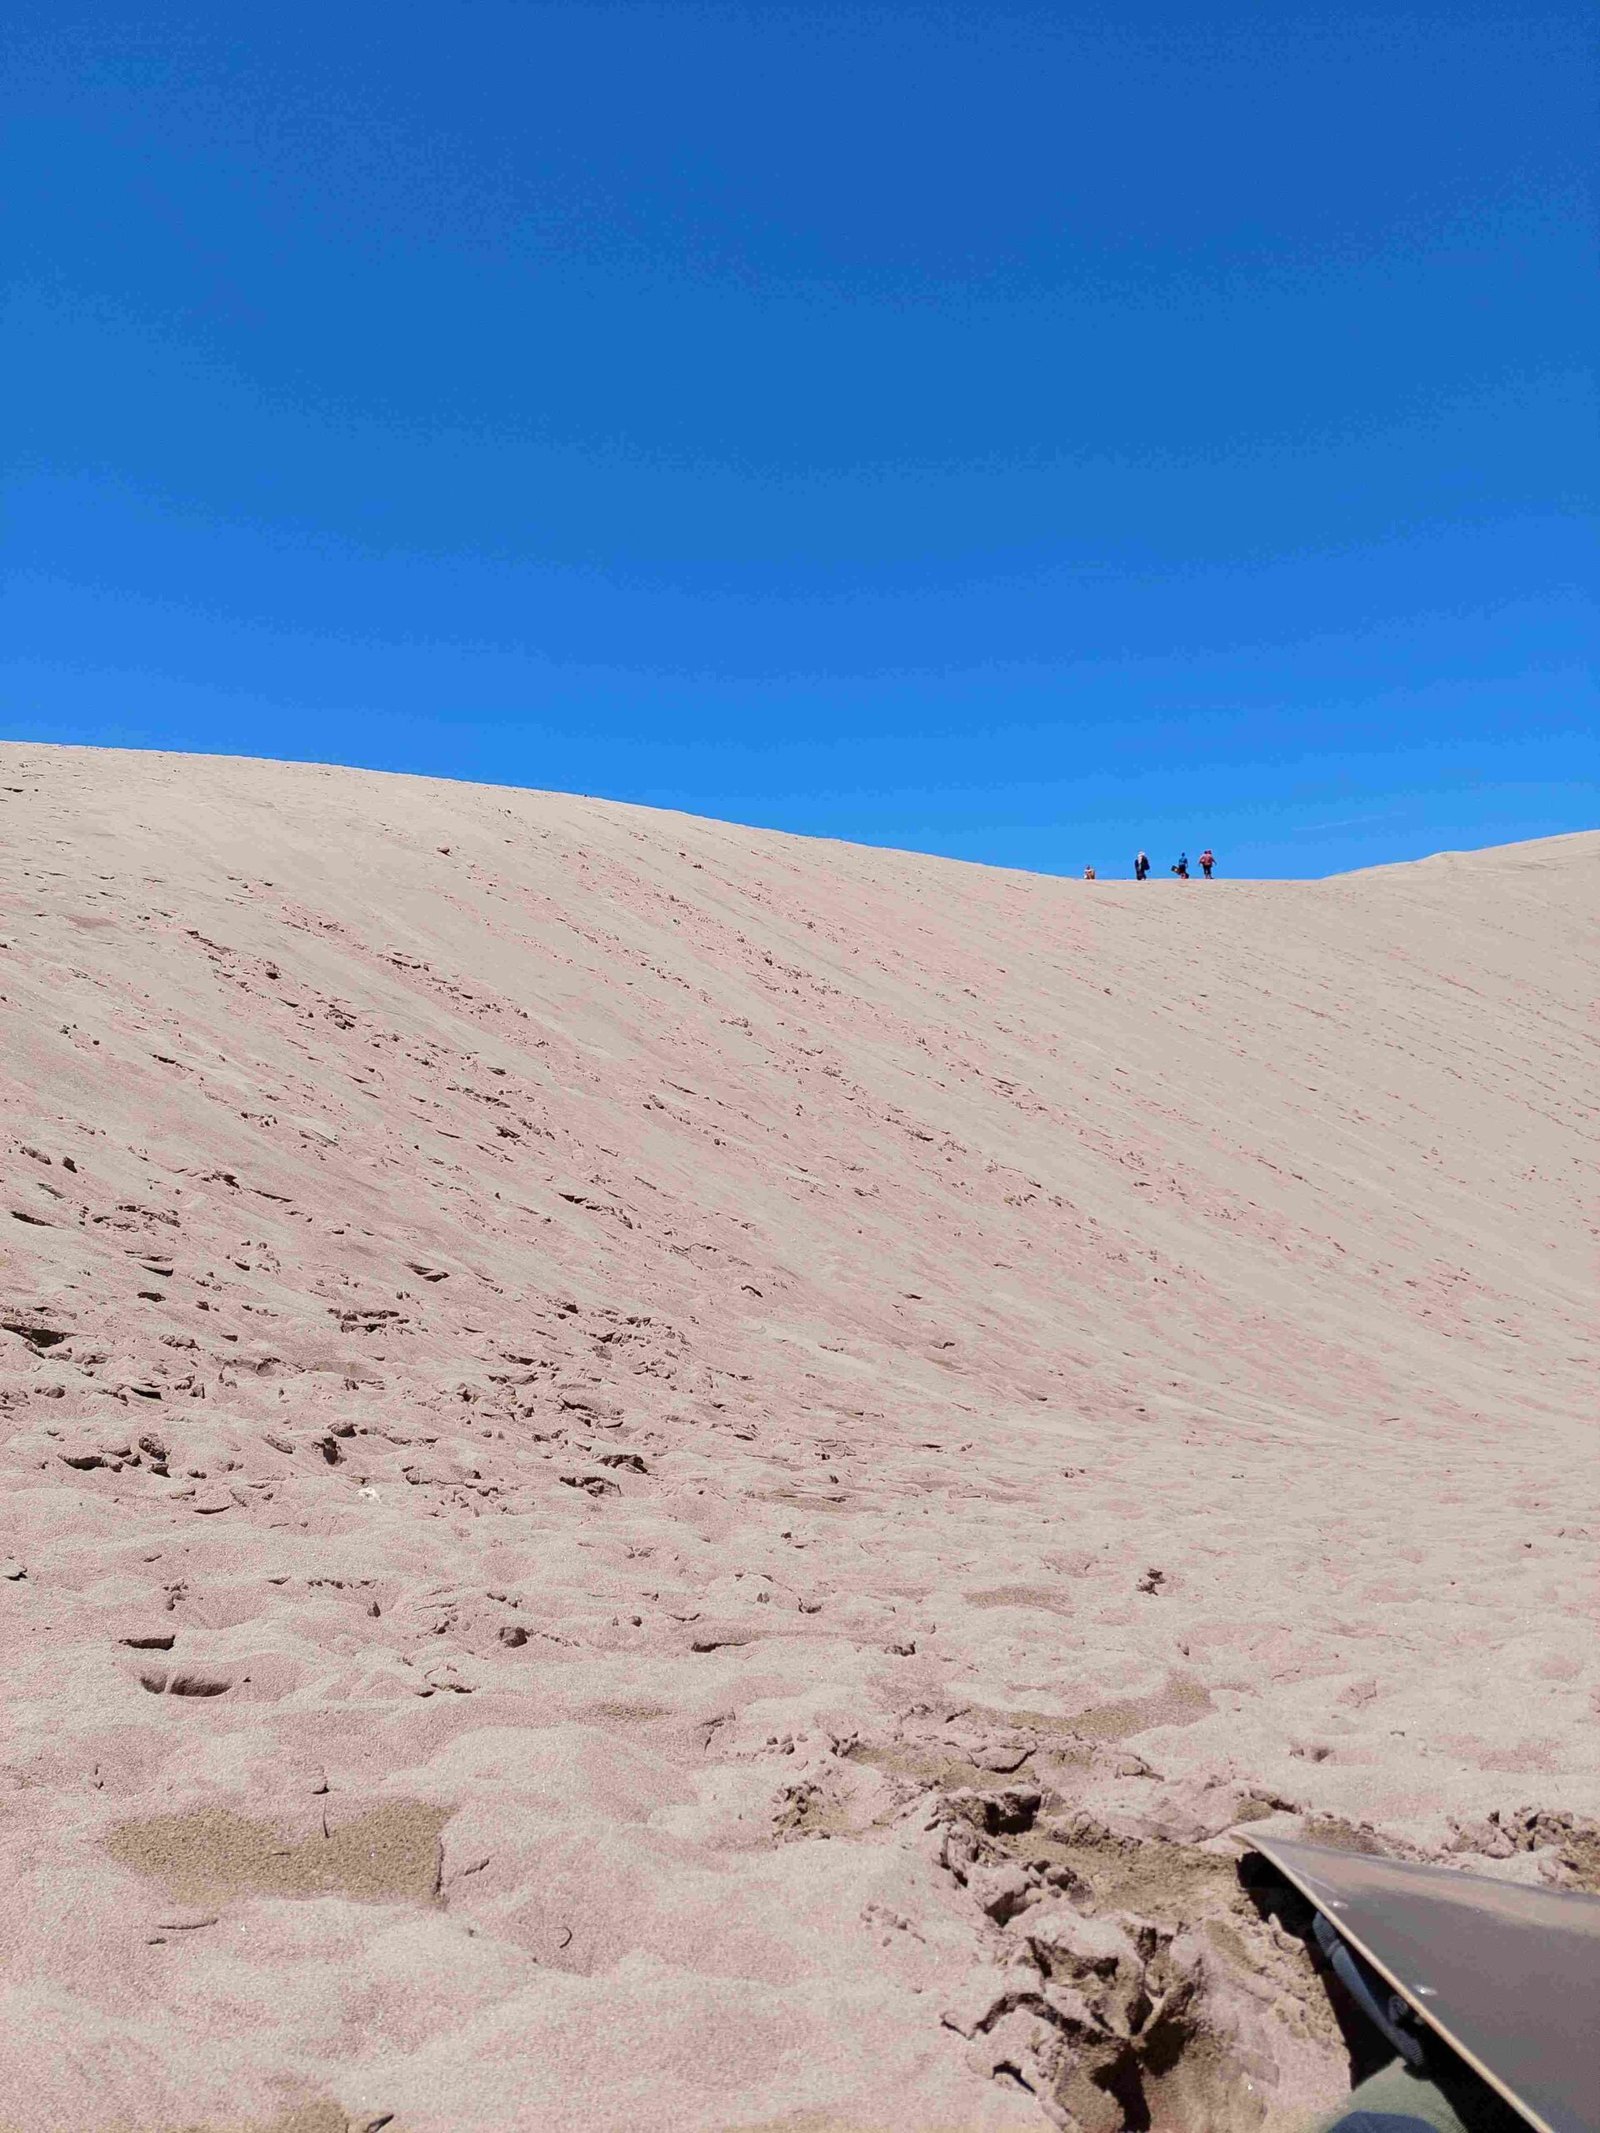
[1199, 848, 1215, 878]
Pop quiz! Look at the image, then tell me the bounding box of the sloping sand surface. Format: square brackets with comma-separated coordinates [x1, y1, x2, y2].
[0, 745, 1594, 2133]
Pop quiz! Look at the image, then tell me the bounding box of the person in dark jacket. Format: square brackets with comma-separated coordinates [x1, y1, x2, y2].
[1134, 851, 1150, 881]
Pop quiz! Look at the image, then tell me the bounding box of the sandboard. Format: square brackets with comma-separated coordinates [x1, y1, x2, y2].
[1247, 1836, 1600, 2133]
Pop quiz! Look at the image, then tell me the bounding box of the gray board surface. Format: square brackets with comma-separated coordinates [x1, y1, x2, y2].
[1250, 1837, 1600, 2133]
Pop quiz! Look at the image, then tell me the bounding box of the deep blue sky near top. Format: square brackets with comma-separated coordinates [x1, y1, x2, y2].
[7, 3, 1595, 876]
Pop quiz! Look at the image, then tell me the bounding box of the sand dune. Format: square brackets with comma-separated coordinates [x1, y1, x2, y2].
[0, 744, 1593, 2133]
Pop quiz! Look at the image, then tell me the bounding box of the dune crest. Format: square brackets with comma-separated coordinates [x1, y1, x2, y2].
[0, 746, 1594, 2131]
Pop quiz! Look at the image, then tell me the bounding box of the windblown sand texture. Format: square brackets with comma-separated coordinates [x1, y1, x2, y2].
[0, 745, 1594, 2133]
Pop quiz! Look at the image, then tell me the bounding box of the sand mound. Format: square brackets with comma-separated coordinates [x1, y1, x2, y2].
[0, 745, 1593, 2132]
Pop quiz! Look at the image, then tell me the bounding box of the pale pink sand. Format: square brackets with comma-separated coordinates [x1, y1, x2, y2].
[0, 745, 1593, 2133]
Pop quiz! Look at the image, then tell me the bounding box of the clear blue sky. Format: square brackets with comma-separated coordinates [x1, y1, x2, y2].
[7, 3, 1595, 877]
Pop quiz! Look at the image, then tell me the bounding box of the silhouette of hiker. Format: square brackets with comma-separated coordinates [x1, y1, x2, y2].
[1199, 848, 1215, 879]
[1134, 851, 1150, 881]
[1172, 853, 1189, 879]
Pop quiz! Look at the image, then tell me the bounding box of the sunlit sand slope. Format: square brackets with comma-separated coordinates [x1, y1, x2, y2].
[1, 745, 1594, 2132]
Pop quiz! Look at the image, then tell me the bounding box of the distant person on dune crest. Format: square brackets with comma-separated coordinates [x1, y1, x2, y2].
[1200, 848, 1215, 878]
[1135, 851, 1150, 880]
[1083, 864, 1096, 880]
[1172, 852, 1189, 879]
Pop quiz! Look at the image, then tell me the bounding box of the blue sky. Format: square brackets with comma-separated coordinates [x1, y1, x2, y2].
[7, 2, 1595, 876]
